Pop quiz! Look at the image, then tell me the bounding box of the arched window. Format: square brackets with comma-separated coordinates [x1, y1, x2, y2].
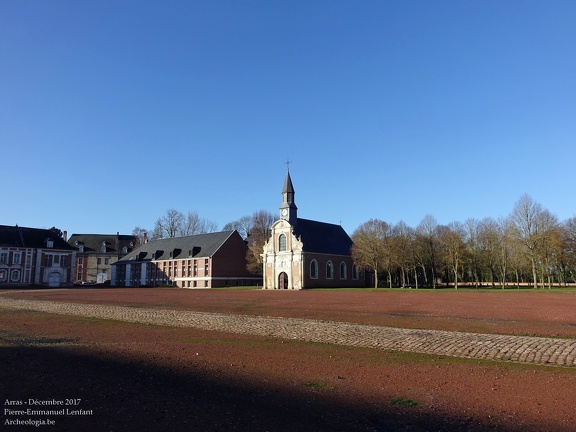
[278, 234, 287, 252]
[11, 269, 21, 282]
[352, 264, 360, 280]
[310, 259, 318, 279]
[326, 261, 333, 279]
[340, 262, 347, 279]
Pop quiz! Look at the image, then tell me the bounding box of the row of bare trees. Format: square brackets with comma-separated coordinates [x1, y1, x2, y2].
[132, 209, 219, 244]
[352, 195, 576, 289]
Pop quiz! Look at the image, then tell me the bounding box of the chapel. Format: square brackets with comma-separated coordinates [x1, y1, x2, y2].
[262, 171, 367, 289]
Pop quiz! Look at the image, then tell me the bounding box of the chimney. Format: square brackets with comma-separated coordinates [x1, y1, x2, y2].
[144, 232, 148, 244]
[63, 231, 68, 241]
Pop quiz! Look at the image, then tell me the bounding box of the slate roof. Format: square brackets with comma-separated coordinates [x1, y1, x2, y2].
[283, 171, 295, 195]
[116, 230, 238, 263]
[292, 218, 353, 256]
[68, 234, 137, 253]
[0, 225, 76, 250]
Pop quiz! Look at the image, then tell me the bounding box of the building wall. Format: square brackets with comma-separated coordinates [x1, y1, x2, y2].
[114, 257, 256, 288]
[75, 253, 123, 284]
[0, 247, 75, 287]
[210, 233, 261, 286]
[113, 235, 259, 288]
[0, 247, 34, 285]
[301, 253, 365, 288]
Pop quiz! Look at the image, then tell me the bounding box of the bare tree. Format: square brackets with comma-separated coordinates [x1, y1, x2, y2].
[536, 210, 560, 288]
[152, 209, 217, 239]
[464, 218, 482, 288]
[352, 219, 390, 288]
[438, 222, 467, 289]
[416, 215, 440, 288]
[223, 215, 253, 239]
[509, 195, 549, 288]
[496, 218, 513, 289]
[558, 217, 576, 286]
[476, 218, 501, 287]
[153, 209, 184, 239]
[131, 226, 149, 247]
[246, 210, 275, 275]
[182, 211, 218, 236]
[392, 221, 414, 288]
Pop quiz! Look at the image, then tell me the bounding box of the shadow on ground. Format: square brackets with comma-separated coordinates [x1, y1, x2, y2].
[0, 343, 520, 432]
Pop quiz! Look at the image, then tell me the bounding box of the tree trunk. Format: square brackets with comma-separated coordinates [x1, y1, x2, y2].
[420, 264, 428, 286]
[500, 263, 507, 290]
[530, 257, 538, 288]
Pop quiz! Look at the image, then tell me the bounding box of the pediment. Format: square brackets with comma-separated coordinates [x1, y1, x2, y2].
[270, 219, 290, 231]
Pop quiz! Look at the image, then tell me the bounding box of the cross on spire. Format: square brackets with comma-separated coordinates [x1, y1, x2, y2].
[284, 158, 292, 171]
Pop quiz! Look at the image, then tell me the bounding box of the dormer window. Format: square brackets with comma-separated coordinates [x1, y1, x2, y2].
[79, 246, 84, 253]
[122, 246, 128, 254]
[46, 239, 54, 248]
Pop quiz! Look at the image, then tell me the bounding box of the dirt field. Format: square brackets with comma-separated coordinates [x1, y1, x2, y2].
[1, 288, 576, 431]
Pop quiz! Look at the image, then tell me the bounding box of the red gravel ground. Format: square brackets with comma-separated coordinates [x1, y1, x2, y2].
[1, 288, 576, 431]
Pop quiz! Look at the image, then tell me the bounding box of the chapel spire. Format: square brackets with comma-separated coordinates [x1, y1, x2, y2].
[280, 169, 297, 225]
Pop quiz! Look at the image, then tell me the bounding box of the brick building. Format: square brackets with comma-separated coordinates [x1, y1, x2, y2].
[111, 230, 260, 288]
[0, 225, 76, 287]
[68, 233, 137, 284]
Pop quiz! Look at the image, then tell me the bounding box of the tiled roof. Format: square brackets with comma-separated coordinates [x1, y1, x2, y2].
[0, 225, 76, 250]
[292, 218, 353, 256]
[116, 231, 238, 263]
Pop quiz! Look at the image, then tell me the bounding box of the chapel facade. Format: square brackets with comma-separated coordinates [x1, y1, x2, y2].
[262, 171, 367, 289]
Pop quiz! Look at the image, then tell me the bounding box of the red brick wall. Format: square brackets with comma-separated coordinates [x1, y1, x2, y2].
[302, 253, 366, 288]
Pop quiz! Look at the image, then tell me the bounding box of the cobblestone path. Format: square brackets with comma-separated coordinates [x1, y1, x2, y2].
[1, 296, 575, 367]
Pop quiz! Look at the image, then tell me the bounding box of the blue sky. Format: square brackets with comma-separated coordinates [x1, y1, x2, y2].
[2, 1, 575, 237]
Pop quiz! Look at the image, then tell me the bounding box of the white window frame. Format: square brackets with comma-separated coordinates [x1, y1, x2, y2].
[10, 269, 21, 282]
[340, 261, 347, 280]
[310, 259, 318, 279]
[326, 261, 333, 279]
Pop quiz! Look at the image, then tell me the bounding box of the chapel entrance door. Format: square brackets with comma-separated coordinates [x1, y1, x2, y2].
[278, 272, 288, 289]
